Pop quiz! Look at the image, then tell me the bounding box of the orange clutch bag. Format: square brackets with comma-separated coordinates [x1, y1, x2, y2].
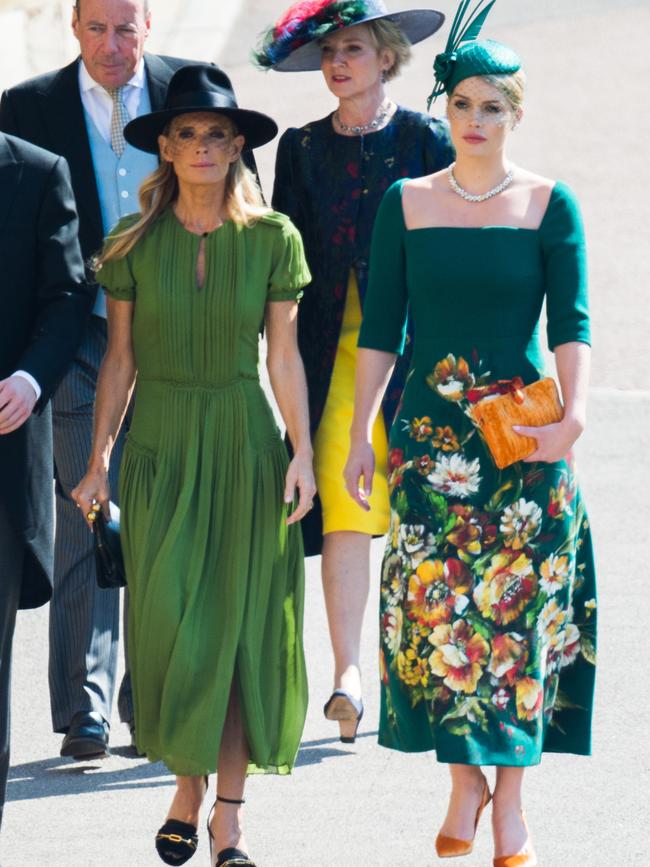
[470, 377, 564, 469]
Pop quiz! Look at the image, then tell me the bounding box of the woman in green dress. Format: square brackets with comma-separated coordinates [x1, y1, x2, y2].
[72, 66, 315, 867]
[344, 7, 597, 866]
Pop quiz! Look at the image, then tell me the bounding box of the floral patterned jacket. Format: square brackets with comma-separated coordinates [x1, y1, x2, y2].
[272, 107, 454, 554]
[272, 107, 454, 434]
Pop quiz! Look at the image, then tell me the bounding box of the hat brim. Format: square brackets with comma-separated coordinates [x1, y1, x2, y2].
[124, 106, 278, 153]
[274, 9, 445, 72]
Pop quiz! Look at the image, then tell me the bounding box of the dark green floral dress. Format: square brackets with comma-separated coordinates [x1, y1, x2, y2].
[359, 180, 597, 766]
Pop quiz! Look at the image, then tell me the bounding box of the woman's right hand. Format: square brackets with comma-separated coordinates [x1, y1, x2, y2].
[344, 439, 375, 512]
[71, 470, 111, 530]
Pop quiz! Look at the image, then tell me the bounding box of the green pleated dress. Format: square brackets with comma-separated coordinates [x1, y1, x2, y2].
[359, 180, 597, 766]
[99, 208, 311, 776]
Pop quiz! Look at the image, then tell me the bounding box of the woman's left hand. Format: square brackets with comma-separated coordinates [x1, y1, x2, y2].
[515, 416, 584, 463]
[284, 450, 317, 525]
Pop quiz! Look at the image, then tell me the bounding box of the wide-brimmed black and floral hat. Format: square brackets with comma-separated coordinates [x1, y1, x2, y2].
[124, 64, 278, 153]
[253, 0, 445, 72]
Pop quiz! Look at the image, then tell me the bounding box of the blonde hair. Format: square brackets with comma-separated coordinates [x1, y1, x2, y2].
[480, 69, 526, 113]
[366, 20, 412, 82]
[97, 121, 269, 267]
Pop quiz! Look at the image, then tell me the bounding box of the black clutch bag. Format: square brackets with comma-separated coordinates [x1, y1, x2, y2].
[93, 504, 126, 589]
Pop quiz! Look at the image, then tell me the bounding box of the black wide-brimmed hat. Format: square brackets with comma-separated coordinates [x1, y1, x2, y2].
[253, 0, 445, 72]
[124, 65, 279, 153]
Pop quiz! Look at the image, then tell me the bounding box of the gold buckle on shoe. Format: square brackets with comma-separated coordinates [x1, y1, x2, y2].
[156, 832, 197, 848]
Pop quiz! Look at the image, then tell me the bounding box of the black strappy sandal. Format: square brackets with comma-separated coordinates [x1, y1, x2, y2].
[155, 776, 209, 864]
[155, 820, 199, 865]
[207, 796, 257, 867]
[215, 848, 257, 867]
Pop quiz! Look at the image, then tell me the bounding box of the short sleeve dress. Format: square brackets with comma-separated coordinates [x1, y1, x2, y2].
[98, 208, 311, 776]
[359, 180, 597, 766]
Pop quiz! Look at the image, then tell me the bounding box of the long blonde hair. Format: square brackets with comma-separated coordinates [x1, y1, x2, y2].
[97, 123, 269, 267]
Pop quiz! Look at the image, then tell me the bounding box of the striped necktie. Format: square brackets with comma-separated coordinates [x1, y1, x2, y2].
[105, 86, 128, 156]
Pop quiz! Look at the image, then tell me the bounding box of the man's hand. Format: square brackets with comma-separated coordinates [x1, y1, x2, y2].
[0, 375, 38, 435]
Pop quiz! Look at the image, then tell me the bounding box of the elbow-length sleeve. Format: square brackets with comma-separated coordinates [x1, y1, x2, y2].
[267, 214, 312, 302]
[271, 128, 301, 225]
[541, 182, 590, 349]
[423, 117, 455, 173]
[358, 180, 409, 354]
[96, 214, 140, 301]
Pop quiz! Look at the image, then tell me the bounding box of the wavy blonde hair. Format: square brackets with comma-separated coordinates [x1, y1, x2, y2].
[97, 117, 269, 267]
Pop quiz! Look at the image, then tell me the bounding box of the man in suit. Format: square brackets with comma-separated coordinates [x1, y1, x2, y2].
[0, 131, 90, 828]
[0, 0, 228, 759]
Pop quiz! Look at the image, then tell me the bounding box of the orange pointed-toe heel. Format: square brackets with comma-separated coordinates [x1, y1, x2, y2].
[493, 854, 537, 867]
[493, 812, 537, 867]
[435, 779, 492, 858]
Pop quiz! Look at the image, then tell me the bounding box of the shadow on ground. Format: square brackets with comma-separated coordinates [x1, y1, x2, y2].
[6, 732, 378, 802]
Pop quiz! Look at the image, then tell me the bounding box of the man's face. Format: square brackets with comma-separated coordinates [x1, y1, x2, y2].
[72, 0, 151, 88]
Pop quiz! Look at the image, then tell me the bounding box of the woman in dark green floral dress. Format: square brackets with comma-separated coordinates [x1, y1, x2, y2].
[345, 15, 596, 867]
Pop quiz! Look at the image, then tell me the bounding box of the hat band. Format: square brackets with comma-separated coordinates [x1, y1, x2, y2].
[167, 89, 239, 112]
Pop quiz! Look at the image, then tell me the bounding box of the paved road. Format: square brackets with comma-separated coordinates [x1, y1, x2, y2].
[2, 1, 650, 865]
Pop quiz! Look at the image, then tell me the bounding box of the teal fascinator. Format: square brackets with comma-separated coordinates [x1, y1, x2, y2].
[427, 0, 522, 109]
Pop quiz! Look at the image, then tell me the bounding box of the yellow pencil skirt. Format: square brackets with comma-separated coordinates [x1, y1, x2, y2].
[313, 271, 390, 536]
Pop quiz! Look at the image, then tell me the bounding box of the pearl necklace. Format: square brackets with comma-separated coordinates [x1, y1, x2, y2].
[334, 101, 391, 135]
[448, 164, 514, 203]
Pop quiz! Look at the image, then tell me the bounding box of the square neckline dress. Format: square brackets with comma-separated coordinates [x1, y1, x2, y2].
[359, 179, 597, 766]
[99, 208, 311, 776]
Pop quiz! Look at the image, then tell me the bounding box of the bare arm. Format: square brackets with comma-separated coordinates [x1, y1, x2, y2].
[265, 299, 316, 525]
[344, 347, 397, 510]
[516, 341, 591, 462]
[71, 297, 136, 525]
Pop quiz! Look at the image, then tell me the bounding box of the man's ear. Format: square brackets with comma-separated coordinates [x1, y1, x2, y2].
[71, 6, 81, 41]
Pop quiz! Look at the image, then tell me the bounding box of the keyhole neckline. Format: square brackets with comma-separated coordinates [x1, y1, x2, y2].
[170, 207, 230, 238]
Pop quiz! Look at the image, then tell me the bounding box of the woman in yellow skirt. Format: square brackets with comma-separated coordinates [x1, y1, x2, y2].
[258, 0, 453, 740]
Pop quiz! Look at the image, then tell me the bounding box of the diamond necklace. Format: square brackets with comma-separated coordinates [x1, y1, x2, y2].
[448, 163, 514, 203]
[334, 100, 391, 135]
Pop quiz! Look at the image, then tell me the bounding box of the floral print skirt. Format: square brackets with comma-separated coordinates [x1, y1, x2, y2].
[379, 352, 597, 766]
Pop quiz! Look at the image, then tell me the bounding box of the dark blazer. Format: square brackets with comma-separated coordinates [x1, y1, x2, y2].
[0, 53, 210, 280]
[0, 133, 91, 609]
[272, 110, 454, 555]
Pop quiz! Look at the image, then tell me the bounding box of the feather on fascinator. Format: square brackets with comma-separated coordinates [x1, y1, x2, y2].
[427, 0, 521, 108]
[253, 0, 445, 73]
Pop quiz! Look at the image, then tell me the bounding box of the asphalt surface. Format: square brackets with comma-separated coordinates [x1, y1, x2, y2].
[2, 1, 650, 865]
